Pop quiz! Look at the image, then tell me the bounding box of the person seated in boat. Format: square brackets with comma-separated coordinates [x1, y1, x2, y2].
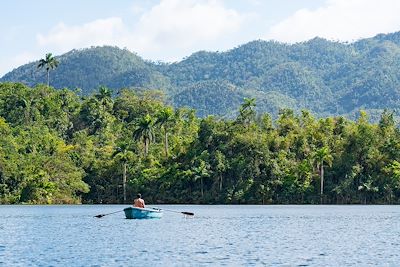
[133, 193, 145, 208]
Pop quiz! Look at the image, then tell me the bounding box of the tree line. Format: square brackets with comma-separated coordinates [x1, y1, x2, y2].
[1, 82, 400, 204]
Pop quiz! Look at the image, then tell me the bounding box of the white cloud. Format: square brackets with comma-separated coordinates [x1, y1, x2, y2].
[37, 17, 127, 50]
[0, 52, 37, 76]
[13, 52, 37, 65]
[266, 0, 400, 43]
[35, 0, 247, 62]
[130, 3, 146, 15]
[130, 0, 247, 61]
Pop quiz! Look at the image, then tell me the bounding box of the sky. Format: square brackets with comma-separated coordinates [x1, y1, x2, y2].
[2, 0, 400, 76]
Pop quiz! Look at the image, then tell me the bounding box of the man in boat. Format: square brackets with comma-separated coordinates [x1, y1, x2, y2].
[133, 193, 145, 208]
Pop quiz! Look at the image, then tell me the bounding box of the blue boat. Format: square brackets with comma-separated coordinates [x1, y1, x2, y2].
[123, 207, 163, 219]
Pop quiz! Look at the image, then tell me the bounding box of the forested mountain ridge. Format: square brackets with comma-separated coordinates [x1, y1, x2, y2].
[3, 32, 400, 118]
[1, 47, 173, 94]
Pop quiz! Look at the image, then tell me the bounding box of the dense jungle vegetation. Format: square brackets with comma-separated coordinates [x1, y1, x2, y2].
[1, 82, 400, 204]
[3, 32, 400, 119]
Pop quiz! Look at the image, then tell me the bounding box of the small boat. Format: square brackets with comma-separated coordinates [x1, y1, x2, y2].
[123, 207, 163, 219]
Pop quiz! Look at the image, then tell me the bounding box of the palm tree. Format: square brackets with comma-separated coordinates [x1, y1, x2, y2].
[193, 159, 210, 199]
[133, 114, 155, 157]
[358, 179, 378, 204]
[314, 146, 333, 203]
[237, 97, 256, 126]
[156, 107, 174, 158]
[242, 97, 256, 110]
[112, 143, 134, 203]
[96, 86, 113, 111]
[214, 150, 226, 194]
[37, 53, 59, 87]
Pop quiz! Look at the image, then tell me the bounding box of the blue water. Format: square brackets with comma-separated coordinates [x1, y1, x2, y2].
[0, 205, 400, 266]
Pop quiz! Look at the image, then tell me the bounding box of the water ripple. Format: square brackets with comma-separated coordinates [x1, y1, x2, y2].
[0, 205, 400, 266]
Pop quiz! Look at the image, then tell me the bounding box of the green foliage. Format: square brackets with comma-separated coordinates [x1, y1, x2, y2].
[172, 80, 245, 117]
[4, 32, 400, 119]
[37, 53, 59, 87]
[2, 46, 171, 94]
[2, 72, 400, 204]
[133, 114, 156, 157]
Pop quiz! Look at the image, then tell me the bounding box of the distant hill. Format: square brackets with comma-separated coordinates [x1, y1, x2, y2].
[3, 32, 400, 118]
[1, 46, 173, 94]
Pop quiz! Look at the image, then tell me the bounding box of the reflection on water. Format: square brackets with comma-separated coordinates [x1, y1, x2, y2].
[0, 205, 400, 266]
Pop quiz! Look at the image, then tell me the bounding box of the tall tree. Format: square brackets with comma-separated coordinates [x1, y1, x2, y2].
[133, 114, 155, 157]
[156, 107, 174, 158]
[314, 146, 333, 203]
[37, 53, 59, 87]
[112, 143, 134, 203]
[96, 86, 113, 112]
[237, 98, 256, 126]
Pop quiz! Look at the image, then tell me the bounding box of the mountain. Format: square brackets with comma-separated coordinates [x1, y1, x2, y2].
[3, 32, 400, 118]
[1, 46, 172, 94]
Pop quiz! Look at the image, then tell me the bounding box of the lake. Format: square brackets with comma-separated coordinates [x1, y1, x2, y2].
[0, 205, 399, 266]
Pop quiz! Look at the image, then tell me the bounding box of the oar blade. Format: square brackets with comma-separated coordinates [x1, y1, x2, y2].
[181, 211, 194, 216]
[94, 210, 123, 218]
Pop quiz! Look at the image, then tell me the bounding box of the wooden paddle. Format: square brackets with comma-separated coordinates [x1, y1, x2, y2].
[94, 210, 123, 218]
[154, 208, 194, 216]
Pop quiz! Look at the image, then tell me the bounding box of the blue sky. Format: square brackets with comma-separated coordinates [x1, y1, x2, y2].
[2, 0, 400, 76]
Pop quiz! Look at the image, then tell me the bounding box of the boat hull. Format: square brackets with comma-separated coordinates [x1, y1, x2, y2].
[123, 207, 163, 219]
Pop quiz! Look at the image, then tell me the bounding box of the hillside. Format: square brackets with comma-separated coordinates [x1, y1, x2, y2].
[1, 46, 173, 94]
[3, 32, 400, 118]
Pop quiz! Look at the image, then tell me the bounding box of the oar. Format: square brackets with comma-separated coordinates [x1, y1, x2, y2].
[94, 210, 123, 218]
[152, 207, 194, 216]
